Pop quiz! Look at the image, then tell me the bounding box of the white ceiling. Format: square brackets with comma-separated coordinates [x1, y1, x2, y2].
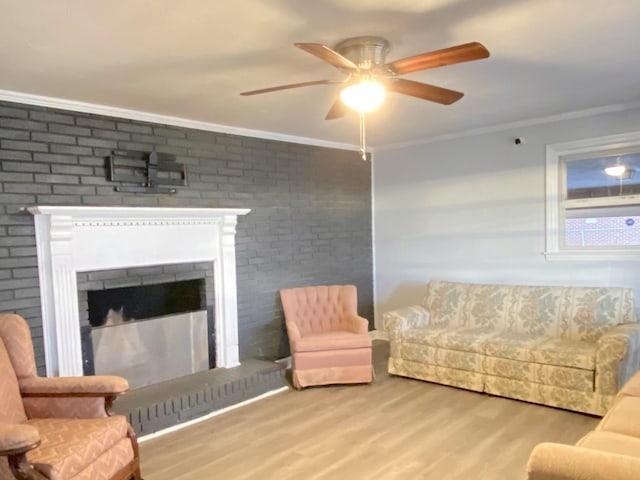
[2, 0, 640, 149]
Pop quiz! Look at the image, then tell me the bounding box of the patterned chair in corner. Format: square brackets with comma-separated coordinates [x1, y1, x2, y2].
[280, 285, 373, 389]
[0, 313, 141, 480]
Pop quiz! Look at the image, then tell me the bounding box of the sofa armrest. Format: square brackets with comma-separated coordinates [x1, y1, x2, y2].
[595, 323, 640, 396]
[0, 423, 40, 456]
[382, 305, 430, 338]
[19, 375, 129, 397]
[527, 442, 640, 480]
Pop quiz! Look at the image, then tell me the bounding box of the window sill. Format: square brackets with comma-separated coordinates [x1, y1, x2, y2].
[543, 250, 640, 261]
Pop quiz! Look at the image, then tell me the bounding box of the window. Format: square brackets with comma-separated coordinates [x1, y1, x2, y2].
[545, 131, 640, 260]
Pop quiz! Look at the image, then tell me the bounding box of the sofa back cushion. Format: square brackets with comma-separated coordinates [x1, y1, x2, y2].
[422, 281, 469, 328]
[0, 337, 27, 424]
[423, 281, 636, 341]
[558, 286, 636, 342]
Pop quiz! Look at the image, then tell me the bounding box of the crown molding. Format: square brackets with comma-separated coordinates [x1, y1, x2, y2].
[375, 100, 640, 152]
[0, 89, 361, 152]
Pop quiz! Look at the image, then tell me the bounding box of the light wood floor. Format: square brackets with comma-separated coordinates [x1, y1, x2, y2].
[139, 341, 598, 480]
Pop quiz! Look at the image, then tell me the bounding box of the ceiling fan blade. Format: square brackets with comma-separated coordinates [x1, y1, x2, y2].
[240, 80, 340, 96]
[387, 78, 464, 105]
[387, 42, 489, 75]
[325, 98, 348, 120]
[295, 43, 359, 70]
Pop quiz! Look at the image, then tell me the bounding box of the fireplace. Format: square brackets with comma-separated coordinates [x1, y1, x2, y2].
[29, 206, 250, 378]
[78, 266, 215, 388]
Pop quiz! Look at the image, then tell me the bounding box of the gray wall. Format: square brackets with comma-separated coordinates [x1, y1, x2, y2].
[373, 106, 640, 329]
[0, 101, 374, 373]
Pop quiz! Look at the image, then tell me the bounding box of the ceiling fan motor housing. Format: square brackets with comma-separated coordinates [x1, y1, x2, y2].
[335, 36, 390, 69]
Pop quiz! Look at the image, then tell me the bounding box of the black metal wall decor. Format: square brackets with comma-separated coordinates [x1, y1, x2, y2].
[107, 150, 187, 194]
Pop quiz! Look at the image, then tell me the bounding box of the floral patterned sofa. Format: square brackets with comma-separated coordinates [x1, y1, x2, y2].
[384, 281, 640, 415]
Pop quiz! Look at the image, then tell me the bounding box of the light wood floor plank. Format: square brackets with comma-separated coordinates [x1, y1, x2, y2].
[139, 341, 598, 479]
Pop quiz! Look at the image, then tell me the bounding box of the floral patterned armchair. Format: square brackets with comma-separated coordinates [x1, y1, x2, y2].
[0, 313, 141, 480]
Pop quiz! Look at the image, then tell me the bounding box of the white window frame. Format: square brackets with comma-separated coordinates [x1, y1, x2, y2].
[545, 131, 640, 261]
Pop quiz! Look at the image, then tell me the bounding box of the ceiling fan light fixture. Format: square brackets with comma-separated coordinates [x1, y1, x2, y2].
[605, 164, 627, 177]
[340, 80, 386, 113]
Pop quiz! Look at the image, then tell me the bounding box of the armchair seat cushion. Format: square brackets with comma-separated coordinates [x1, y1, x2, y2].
[294, 331, 371, 353]
[26, 416, 132, 480]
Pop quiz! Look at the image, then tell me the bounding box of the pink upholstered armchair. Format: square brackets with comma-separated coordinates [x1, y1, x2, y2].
[280, 285, 373, 389]
[0, 313, 141, 480]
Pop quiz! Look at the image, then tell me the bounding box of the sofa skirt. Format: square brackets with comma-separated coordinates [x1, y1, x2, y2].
[388, 357, 614, 415]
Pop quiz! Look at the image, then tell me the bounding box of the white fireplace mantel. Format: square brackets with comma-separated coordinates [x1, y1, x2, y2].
[29, 206, 250, 377]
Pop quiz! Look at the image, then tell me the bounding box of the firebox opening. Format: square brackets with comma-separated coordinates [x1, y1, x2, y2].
[87, 279, 205, 327]
[85, 277, 213, 389]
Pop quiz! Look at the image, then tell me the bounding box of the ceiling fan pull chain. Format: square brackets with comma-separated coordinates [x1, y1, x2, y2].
[360, 111, 366, 161]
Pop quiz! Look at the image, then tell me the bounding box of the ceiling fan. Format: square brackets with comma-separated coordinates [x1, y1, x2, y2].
[240, 36, 490, 119]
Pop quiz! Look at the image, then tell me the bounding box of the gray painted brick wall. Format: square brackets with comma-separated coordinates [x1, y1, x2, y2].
[0, 100, 374, 374]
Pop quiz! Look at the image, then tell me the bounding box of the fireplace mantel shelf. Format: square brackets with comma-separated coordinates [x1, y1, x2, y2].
[30, 205, 250, 377]
[29, 206, 251, 220]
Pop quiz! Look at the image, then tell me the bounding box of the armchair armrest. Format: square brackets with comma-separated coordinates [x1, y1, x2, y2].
[527, 442, 640, 480]
[346, 315, 369, 334]
[19, 376, 129, 420]
[595, 323, 640, 396]
[0, 423, 40, 456]
[0, 423, 44, 480]
[19, 375, 129, 397]
[383, 305, 430, 338]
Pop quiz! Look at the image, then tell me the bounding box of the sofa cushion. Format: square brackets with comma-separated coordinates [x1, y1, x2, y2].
[597, 396, 640, 437]
[431, 327, 497, 354]
[402, 343, 485, 372]
[422, 281, 469, 328]
[294, 330, 371, 353]
[465, 284, 513, 330]
[530, 337, 596, 370]
[564, 287, 637, 342]
[26, 415, 129, 480]
[483, 332, 543, 362]
[404, 327, 493, 354]
[576, 430, 640, 458]
[484, 334, 596, 370]
[402, 326, 450, 346]
[422, 281, 636, 341]
[616, 370, 640, 398]
[510, 286, 564, 337]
